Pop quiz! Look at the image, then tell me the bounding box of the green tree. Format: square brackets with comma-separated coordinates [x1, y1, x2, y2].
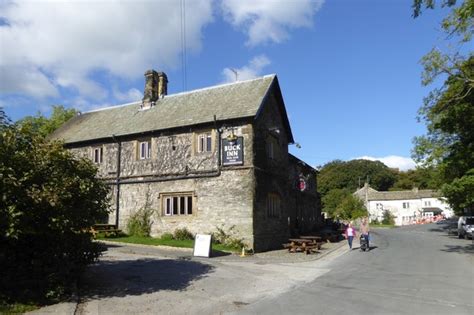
[381, 210, 395, 225]
[16, 105, 77, 138]
[390, 167, 441, 190]
[318, 159, 396, 195]
[334, 195, 368, 221]
[321, 188, 351, 218]
[412, 0, 474, 215]
[0, 114, 110, 303]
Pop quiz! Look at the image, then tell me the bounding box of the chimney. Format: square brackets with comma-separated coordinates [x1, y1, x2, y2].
[142, 70, 168, 109]
[157, 72, 168, 97]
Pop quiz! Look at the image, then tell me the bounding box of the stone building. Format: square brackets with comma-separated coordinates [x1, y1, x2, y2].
[51, 70, 320, 251]
[354, 184, 453, 226]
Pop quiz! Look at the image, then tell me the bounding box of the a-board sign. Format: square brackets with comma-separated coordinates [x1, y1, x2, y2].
[193, 234, 212, 257]
[222, 137, 244, 166]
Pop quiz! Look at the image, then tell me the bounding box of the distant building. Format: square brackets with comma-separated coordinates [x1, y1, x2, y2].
[354, 184, 453, 225]
[50, 70, 321, 251]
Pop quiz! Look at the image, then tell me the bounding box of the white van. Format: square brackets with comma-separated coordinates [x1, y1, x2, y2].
[457, 216, 474, 239]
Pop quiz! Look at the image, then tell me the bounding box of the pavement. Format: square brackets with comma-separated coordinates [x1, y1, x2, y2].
[27, 237, 348, 315]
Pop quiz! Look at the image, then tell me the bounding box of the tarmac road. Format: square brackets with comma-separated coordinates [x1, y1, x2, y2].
[234, 221, 474, 315]
[28, 221, 473, 315]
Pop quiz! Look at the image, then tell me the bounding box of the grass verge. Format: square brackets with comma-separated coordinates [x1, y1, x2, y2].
[97, 235, 241, 253]
[0, 302, 38, 314]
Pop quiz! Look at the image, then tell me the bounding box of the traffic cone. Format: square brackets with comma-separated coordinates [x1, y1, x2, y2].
[240, 247, 246, 257]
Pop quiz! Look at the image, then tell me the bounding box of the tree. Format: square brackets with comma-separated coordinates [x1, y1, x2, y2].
[321, 188, 351, 218]
[16, 105, 77, 138]
[334, 195, 368, 221]
[412, 0, 474, 215]
[0, 113, 110, 303]
[318, 159, 396, 195]
[390, 166, 441, 190]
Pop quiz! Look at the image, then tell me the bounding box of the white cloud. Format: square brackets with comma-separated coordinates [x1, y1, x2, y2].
[0, 0, 214, 99]
[221, 0, 324, 46]
[113, 87, 143, 103]
[222, 55, 271, 83]
[356, 155, 417, 171]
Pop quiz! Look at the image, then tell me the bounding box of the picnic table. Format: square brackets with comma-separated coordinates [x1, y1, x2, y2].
[300, 235, 323, 249]
[283, 238, 322, 254]
[89, 224, 122, 238]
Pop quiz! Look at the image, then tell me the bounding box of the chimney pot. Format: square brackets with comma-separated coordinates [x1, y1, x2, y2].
[142, 70, 168, 109]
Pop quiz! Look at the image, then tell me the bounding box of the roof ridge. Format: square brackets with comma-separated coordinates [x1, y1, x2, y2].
[80, 74, 276, 115]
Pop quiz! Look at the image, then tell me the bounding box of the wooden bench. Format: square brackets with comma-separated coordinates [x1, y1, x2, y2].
[90, 224, 122, 238]
[284, 238, 320, 255]
[299, 236, 323, 250]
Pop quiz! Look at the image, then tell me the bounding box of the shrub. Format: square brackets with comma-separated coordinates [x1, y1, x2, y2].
[160, 233, 174, 241]
[382, 210, 395, 225]
[0, 122, 110, 303]
[127, 207, 154, 237]
[173, 228, 194, 240]
[211, 226, 245, 250]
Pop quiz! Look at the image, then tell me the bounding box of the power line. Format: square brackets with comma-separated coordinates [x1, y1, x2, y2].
[180, 0, 187, 92]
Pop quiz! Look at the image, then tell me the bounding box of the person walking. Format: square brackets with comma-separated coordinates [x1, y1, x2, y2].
[360, 217, 370, 250]
[345, 222, 357, 250]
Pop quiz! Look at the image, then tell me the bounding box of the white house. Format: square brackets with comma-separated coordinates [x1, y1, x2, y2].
[354, 184, 453, 226]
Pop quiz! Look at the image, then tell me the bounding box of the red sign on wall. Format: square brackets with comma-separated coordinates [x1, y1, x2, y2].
[298, 178, 306, 191]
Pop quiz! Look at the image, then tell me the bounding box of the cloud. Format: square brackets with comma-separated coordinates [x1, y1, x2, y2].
[222, 55, 271, 83]
[356, 155, 417, 171]
[113, 87, 143, 103]
[0, 0, 214, 100]
[221, 0, 324, 46]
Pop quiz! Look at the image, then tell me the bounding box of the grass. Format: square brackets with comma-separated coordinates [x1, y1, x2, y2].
[97, 234, 241, 253]
[0, 302, 38, 314]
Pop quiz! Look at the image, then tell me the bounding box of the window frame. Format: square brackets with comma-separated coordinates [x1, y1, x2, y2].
[162, 193, 194, 216]
[139, 140, 152, 160]
[266, 135, 278, 160]
[403, 202, 410, 209]
[267, 193, 281, 218]
[197, 133, 212, 153]
[93, 147, 103, 164]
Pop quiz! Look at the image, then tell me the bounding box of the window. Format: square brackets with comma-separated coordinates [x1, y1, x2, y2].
[403, 202, 410, 209]
[139, 140, 151, 159]
[93, 147, 103, 164]
[267, 193, 281, 218]
[424, 201, 431, 207]
[266, 136, 278, 160]
[163, 194, 193, 216]
[376, 203, 383, 210]
[198, 133, 212, 153]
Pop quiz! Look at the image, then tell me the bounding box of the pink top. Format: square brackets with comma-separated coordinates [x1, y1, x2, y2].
[345, 227, 356, 237]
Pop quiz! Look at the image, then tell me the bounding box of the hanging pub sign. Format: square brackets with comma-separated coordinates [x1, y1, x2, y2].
[222, 136, 244, 166]
[298, 177, 307, 192]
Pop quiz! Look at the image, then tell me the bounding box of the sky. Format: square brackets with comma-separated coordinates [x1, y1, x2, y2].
[0, 0, 453, 171]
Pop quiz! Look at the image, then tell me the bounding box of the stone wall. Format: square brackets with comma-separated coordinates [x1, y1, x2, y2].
[69, 122, 258, 248]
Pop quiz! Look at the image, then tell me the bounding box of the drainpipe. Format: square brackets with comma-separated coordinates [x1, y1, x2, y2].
[214, 115, 222, 168]
[112, 135, 121, 229]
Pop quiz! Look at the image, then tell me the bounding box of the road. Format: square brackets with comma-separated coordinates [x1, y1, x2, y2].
[28, 221, 473, 315]
[235, 221, 474, 315]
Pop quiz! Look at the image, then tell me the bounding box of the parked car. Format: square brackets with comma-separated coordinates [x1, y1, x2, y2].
[457, 216, 474, 239]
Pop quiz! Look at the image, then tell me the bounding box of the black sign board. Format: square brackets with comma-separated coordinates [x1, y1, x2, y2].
[222, 137, 244, 166]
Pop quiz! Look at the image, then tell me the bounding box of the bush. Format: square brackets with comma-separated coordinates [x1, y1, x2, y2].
[382, 210, 395, 225]
[0, 122, 110, 303]
[211, 226, 245, 250]
[127, 206, 154, 237]
[173, 228, 194, 240]
[160, 233, 174, 241]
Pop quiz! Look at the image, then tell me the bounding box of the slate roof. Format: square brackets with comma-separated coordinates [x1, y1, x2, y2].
[354, 185, 441, 201]
[50, 74, 292, 144]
